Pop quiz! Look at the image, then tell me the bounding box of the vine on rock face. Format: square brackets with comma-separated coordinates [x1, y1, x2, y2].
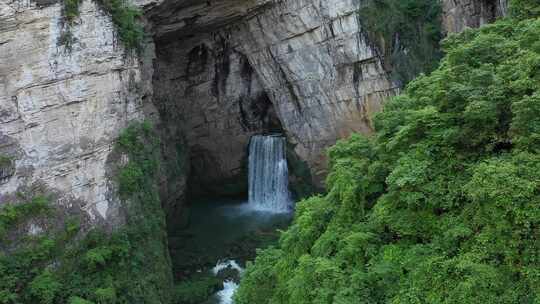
[57, 0, 81, 51]
[94, 0, 144, 51]
[57, 0, 144, 52]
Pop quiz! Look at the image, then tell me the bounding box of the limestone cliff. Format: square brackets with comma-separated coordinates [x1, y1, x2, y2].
[149, 0, 399, 192]
[147, 0, 509, 194]
[0, 2, 179, 300]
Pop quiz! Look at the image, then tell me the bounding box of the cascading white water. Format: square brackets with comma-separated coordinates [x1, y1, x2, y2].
[248, 135, 291, 212]
[212, 260, 244, 304]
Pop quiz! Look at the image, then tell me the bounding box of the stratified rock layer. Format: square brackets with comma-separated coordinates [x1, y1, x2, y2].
[233, 0, 399, 185]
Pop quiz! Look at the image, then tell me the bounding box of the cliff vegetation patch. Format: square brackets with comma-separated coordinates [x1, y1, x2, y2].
[0, 195, 50, 241]
[0, 122, 175, 304]
[358, 0, 443, 85]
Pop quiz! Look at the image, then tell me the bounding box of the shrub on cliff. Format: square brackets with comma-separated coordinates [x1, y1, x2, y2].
[510, 0, 540, 19]
[235, 6, 540, 304]
[173, 274, 222, 304]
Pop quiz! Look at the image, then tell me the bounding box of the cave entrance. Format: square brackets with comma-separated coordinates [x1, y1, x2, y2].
[153, 33, 284, 201]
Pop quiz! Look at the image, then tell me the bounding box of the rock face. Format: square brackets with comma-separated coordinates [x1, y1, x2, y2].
[442, 0, 508, 33]
[150, 0, 399, 190]
[0, 0, 155, 226]
[0, 0, 508, 220]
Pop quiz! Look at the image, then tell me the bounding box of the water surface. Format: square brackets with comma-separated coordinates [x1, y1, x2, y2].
[175, 198, 293, 304]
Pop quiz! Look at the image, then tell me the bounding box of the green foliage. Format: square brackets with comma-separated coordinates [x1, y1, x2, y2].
[236, 12, 540, 304]
[94, 287, 116, 303]
[63, 0, 82, 22]
[69, 296, 95, 304]
[0, 155, 12, 168]
[234, 248, 283, 304]
[117, 163, 144, 198]
[173, 275, 221, 304]
[0, 195, 50, 240]
[510, 0, 540, 19]
[358, 0, 443, 84]
[29, 270, 62, 304]
[0, 212, 72, 304]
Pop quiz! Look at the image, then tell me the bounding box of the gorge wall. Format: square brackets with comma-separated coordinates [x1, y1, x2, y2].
[0, 0, 510, 300]
[0, 0, 508, 229]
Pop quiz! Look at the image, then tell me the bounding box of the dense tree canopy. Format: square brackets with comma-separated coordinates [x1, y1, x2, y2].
[235, 6, 540, 304]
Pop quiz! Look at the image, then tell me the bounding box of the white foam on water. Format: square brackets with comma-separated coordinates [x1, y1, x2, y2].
[212, 260, 243, 275]
[211, 259, 244, 304]
[216, 280, 239, 304]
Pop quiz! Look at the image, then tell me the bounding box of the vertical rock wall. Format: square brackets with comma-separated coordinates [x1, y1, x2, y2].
[0, 0, 155, 226]
[0, 0, 508, 214]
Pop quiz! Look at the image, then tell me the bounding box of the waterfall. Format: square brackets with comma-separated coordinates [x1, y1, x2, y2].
[248, 135, 291, 212]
